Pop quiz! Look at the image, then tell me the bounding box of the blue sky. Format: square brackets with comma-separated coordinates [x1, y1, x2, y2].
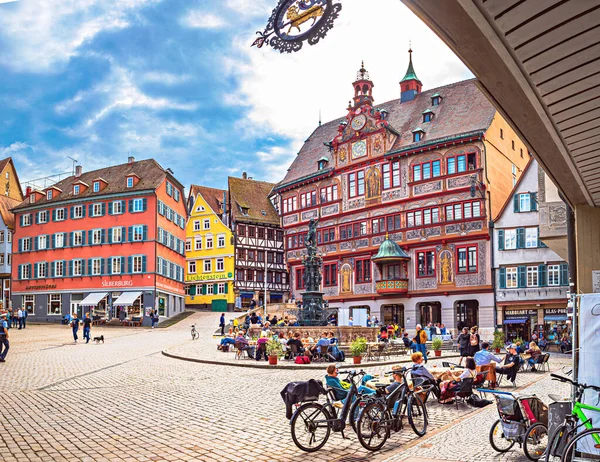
[0, 0, 471, 191]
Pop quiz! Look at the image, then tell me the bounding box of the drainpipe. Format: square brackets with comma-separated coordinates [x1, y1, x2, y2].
[482, 141, 497, 336]
[564, 199, 578, 383]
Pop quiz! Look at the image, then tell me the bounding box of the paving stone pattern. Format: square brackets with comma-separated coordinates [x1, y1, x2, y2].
[0, 313, 572, 462]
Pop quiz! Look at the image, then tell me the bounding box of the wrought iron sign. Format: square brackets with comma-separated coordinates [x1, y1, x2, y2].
[252, 0, 342, 53]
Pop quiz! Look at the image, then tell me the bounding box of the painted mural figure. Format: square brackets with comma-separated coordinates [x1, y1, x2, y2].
[365, 165, 381, 199]
[341, 264, 352, 293]
[440, 251, 452, 284]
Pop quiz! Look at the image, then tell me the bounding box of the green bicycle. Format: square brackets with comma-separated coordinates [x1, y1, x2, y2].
[545, 373, 600, 462]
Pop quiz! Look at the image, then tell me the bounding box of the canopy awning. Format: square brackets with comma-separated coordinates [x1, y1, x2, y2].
[544, 315, 568, 321]
[80, 292, 108, 307]
[241, 293, 254, 298]
[113, 291, 142, 307]
[503, 318, 528, 324]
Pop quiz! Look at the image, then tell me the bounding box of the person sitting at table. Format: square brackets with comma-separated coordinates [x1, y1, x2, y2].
[526, 341, 542, 371]
[474, 342, 502, 366]
[539, 337, 548, 351]
[410, 352, 436, 383]
[560, 335, 572, 354]
[515, 341, 525, 354]
[311, 332, 335, 362]
[286, 332, 304, 358]
[302, 332, 314, 347]
[260, 322, 272, 338]
[379, 330, 389, 343]
[495, 344, 520, 386]
[234, 330, 255, 358]
[402, 332, 414, 351]
[439, 357, 477, 403]
[217, 335, 236, 351]
[278, 331, 288, 347]
[255, 336, 269, 361]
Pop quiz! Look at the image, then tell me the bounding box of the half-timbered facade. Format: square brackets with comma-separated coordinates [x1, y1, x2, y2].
[273, 54, 530, 338]
[228, 174, 289, 308]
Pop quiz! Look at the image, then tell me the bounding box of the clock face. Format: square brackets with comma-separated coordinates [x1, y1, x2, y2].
[352, 140, 367, 159]
[351, 114, 366, 131]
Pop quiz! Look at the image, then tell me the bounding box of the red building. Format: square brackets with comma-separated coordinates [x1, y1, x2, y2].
[11, 157, 187, 324]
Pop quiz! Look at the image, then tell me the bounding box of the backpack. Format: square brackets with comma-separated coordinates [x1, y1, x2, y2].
[295, 356, 311, 364]
[334, 349, 345, 362]
[467, 394, 492, 408]
[470, 334, 478, 346]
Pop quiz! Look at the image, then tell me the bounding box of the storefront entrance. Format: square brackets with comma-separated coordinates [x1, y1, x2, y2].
[455, 300, 479, 331]
[419, 302, 441, 326]
[382, 304, 404, 326]
[503, 309, 537, 342]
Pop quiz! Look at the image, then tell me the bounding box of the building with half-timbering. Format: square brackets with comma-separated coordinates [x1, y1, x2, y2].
[272, 52, 531, 338]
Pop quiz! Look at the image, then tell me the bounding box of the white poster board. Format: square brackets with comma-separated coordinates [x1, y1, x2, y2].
[592, 271, 600, 293]
[338, 307, 350, 326]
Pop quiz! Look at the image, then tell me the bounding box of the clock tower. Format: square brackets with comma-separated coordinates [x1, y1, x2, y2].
[352, 61, 374, 108]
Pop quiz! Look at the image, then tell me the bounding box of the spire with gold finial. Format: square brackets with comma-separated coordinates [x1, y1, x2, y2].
[400, 45, 422, 102]
[352, 60, 374, 108]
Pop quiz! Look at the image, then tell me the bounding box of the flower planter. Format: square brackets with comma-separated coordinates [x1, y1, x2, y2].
[494, 348, 501, 354]
[353, 356, 362, 365]
[434, 350, 442, 357]
[268, 355, 278, 365]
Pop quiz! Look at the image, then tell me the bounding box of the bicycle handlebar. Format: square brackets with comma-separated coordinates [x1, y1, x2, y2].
[551, 373, 600, 393]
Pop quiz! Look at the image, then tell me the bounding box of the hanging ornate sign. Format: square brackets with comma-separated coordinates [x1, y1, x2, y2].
[252, 0, 342, 53]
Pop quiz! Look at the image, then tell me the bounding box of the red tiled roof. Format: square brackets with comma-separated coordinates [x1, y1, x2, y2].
[278, 78, 497, 187]
[189, 185, 228, 217]
[228, 176, 280, 226]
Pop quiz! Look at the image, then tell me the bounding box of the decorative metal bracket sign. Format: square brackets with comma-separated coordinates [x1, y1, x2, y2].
[252, 0, 342, 53]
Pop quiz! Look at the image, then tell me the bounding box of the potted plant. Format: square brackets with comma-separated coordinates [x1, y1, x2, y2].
[432, 337, 443, 357]
[349, 337, 367, 364]
[266, 339, 284, 365]
[492, 330, 505, 353]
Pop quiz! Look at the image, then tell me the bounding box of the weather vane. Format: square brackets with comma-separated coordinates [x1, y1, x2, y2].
[252, 0, 342, 53]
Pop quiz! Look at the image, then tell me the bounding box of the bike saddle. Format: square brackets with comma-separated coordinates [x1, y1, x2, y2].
[548, 394, 567, 402]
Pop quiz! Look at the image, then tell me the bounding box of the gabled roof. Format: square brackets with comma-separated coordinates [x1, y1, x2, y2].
[13, 158, 179, 211]
[189, 185, 228, 218]
[0, 195, 22, 229]
[228, 176, 280, 226]
[493, 156, 534, 222]
[277, 79, 497, 188]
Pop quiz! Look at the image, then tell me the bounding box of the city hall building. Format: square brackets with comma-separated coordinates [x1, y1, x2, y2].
[11, 157, 187, 324]
[272, 53, 530, 338]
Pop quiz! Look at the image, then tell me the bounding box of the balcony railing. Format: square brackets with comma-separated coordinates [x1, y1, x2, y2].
[375, 278, 408, 295]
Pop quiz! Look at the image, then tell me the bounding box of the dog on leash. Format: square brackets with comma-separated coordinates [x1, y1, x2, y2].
[93, 335, 104, 344]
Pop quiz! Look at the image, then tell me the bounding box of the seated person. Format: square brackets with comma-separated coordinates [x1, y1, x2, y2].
[250, 313, 259, 325]
[402, 332, 414, 350]
[325, 365, 375, 404]
[560, 336, 572, 353]
[271, 315, 278, 325]
[328, 332, 342, 359]
[515, 342, 525, 354]
[410, 351, 436, 383]
[311, 332, 335, 362]
[495, 344, 520, 386]
[439, 357, 477, 403]
[384, 368, 404, 396]
[278, 332, 288, 348]
[379, 330, 389, 342]
[217, 335, 236, 350]
[260, 322, 272, 338]
[539, 337, 548, 351]
[255, 336, 269, 361]
[474, 342, 502, 366]
[234, 331, 255, 358]
[526, 341, 542, 371]
[286, 332, 304, 356]
[302, 332, 315, 348]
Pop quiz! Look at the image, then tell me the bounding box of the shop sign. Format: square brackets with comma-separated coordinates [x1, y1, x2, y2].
[505, 309, 537, 317]
[544, 308, 567, 315]
[102, 280, 133, 287]
[593, 270, 600, 293]
[156, 281, 184, 295]
[25, 284, 57, 291]
[186, 272, 232, 282]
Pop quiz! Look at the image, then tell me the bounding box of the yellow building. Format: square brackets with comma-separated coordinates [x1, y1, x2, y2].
[185, 186, 234, 311]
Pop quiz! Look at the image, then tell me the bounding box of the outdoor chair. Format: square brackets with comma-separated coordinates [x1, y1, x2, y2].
[288, 343, 301, 360]
[473, 370, 488, 393]
[540, 353, 550, 372]
[454, 377, 474, 409]
[315, 345, 334, 363]
[451, 340, 459, 352]
[375, 343, 390, 361]
[234, 342, 248, 360]
[496, 363, 518, 388]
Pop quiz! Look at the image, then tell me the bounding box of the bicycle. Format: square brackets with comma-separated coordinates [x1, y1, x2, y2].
[545, 373, 600, 461]
[289, 370, 370, 452]
[190, 325, 199, 340]
[355, 367, 429, 451]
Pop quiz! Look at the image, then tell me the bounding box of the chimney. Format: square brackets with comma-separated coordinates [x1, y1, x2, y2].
[242, 172, 247, 179]
[75, 165, 82, 178]
[128, 156, 135, 164]
[25, 186, 32, 197]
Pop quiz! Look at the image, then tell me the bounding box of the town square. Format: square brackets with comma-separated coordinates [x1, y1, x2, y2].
[0, 0, 599, 461]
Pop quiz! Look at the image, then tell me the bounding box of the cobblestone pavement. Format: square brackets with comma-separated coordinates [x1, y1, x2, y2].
[0, 313, 572, 461]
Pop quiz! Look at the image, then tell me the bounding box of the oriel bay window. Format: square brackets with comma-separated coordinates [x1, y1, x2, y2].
[382, 161, 401, 189]
[355, 259, 371, 283]
[457, 246, 477, 273]
[348, 170, 365, 198]
[300, 190, 317, 209]
[320, 185, 338, 203]
[413, 160, 441, 182]
[324, 263, 337, 286]
[417, 251, 435, 277]
[353, 221, 367, 238]
[339, 224, 353, 240]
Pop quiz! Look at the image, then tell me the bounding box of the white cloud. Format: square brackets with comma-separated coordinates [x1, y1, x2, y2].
[223, 0, 473, 167]
[143, 71, 192, 85]
[224, 0, 271, 18]
[0, 0, 158, 72]
[181, 11, 227, 29]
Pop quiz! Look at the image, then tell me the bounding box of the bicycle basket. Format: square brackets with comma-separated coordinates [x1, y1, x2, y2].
[497, 395, 523, 421]
[501, 420, 526, 440]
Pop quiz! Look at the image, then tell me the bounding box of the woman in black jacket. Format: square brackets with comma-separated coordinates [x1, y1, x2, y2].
[457, 327, 470, 365]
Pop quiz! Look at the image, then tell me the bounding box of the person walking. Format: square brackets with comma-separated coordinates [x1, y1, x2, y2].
[152, 310, 160, 329]
[6, 309, 12, 330]
[70, 313, 80, 343]
[413, 324, 428, 363]
[11, 309, 18, 328]
[22, 308, 27, 328]
[0, 313, 9, 362]
[219, 313, 225, 336]
[82, 313, 92, 344]
[17, 307, 23, 329]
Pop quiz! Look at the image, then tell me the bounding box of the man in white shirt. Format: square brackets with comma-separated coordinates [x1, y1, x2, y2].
[17, 308, 23, 329]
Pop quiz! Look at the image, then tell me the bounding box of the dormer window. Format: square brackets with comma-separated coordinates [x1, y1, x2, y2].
[73, 185, 80, 195]
[317, 156, 329, 170]
[30, 194, 35, 204]
[241, 206, 249, 216]
[127, 177, 134, 188]
[46, 190, 53, 201]
[93, 181, 100, 192]
[422, 109, 434, 123]
[431, 93, 442, 106]
[412, 128, 425, 143]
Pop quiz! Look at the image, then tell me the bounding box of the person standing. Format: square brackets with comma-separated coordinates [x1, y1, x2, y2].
[457, 327, 470, 366]
[219, 313, 225, 336]
[70, 313, 80, 343]
[468, 326, 481, 357]
[0, 313, 9, 362]
[6, 309, 11, 330]
[17, 307, 23, 329]
[82, 313, 92, 344]
[152, 310, 159, 329]
[22, 308, 27, 329]
[11, 309, 18, 328]
[413, 324, 428, 363]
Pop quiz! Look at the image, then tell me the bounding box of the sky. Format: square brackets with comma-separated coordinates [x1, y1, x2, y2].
[0, 0, 472, 191]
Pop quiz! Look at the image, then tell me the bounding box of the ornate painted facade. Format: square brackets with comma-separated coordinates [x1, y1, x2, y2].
[273, 53, 531, 338]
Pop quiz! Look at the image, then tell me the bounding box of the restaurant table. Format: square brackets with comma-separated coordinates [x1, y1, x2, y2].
[428, 366, 463, 382]
[365, 375, 393, 389]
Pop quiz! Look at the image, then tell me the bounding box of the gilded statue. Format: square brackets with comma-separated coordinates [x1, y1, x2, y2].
[440, 251, 452, 284]
[341, 265, 351, 293]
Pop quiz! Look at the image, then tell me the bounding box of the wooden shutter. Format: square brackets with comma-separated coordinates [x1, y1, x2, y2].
[142, 225, 148, 242]
[224, 282, 229, 294]
[560, 263, 569, 286]
[518, 266, 526, 288]
[101, 203, 106, 216]
[107, 228, 112, 244]
[513, 194, 520, 213]
[108, 202, 113, 215]
[516, 228, 525, 249]
[499, 267, 506, 289]
[530, 193, 538, 211]
[128, 227, 133, 242]
[142, 198, 147, 212]
[142, 256, 147, 273]
[128, 200, 134, 213]
[88, 259, 92, 276]
[69, 260, 73, 276]
[88, 230, 93, 245]
[128, 256, 133, 274]
[189, 285, 196, 296]
[497, 230, 505, 250]
[538, 264, 547, 287]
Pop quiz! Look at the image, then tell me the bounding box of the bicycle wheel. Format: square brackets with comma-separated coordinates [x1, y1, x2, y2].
[545, 424, 572, 462]
[349, 397, 367, 434]
[524, 423, 549, 461]
[290, 402, 332, 453]
[407, 393, 428, 437]
[490, 419, 516, 453]
[356, 401, 390, 451]
[561, 428, 600, 461]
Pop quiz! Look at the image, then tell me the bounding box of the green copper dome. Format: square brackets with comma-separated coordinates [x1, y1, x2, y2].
[372, 237, 410, 262]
